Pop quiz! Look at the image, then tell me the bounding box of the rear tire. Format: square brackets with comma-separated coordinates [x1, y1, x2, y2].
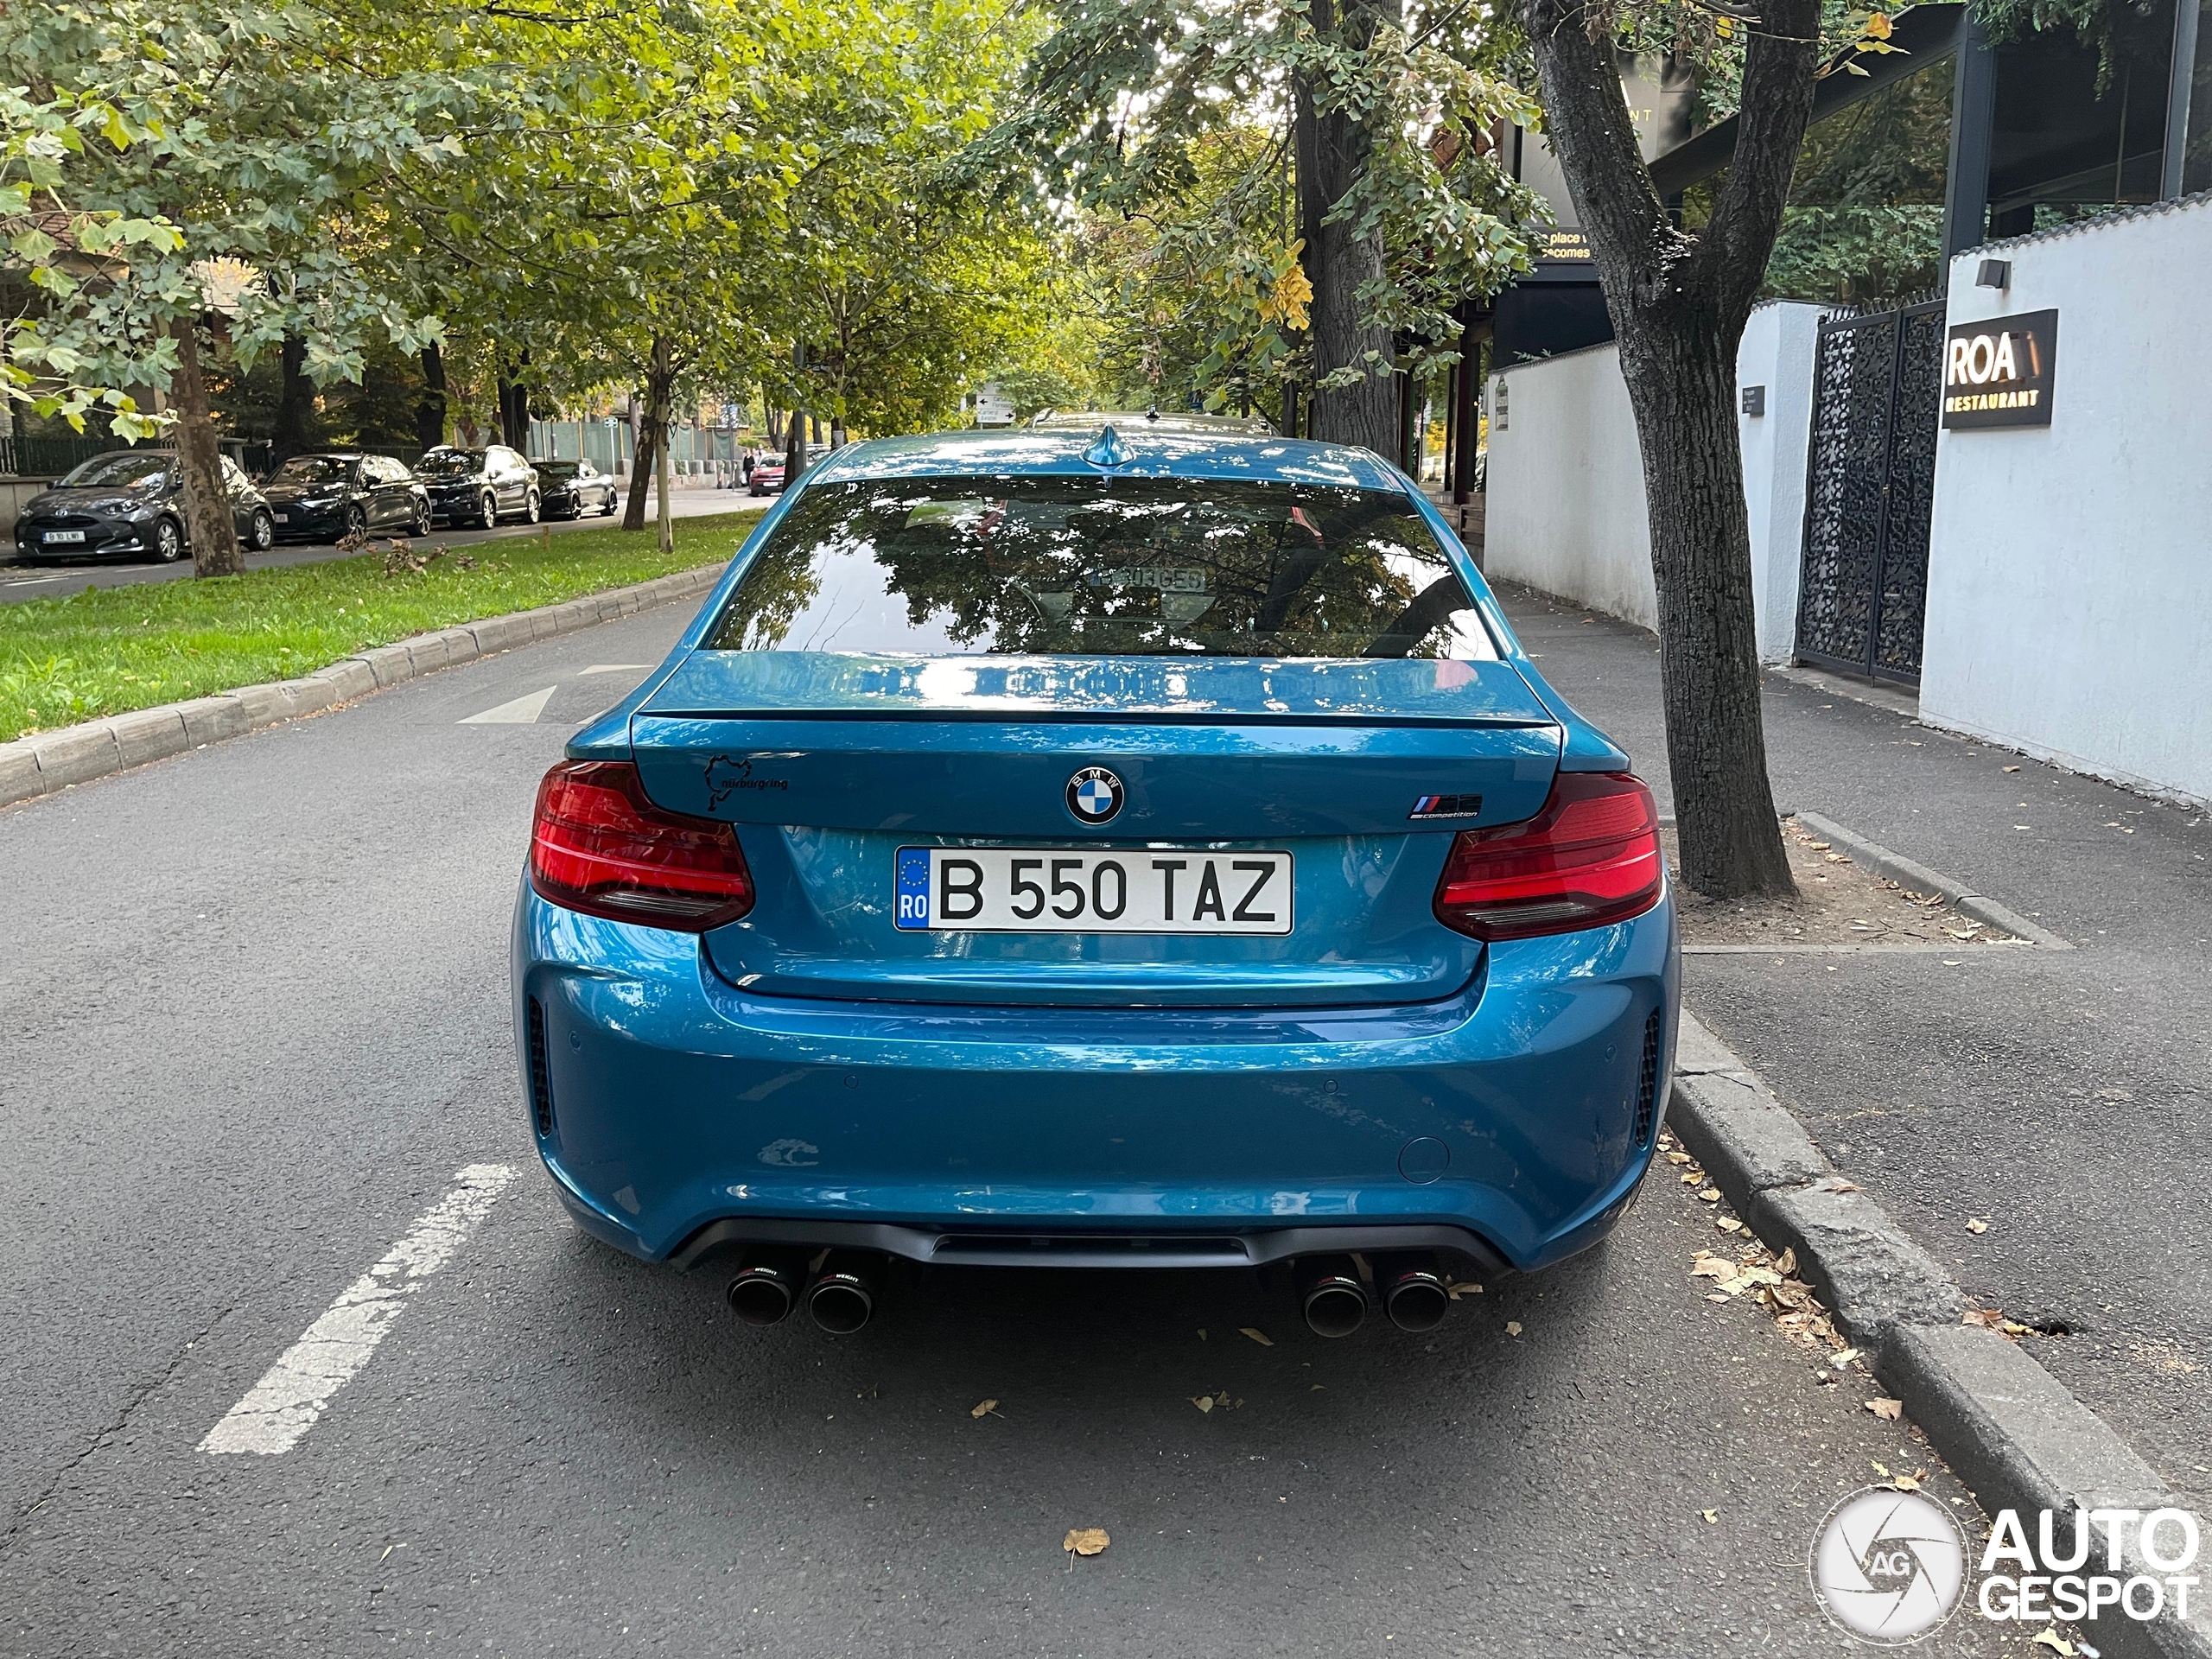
[154, 518, 187, 563]
[523, 490, 541, 525]
[248, 510, 276, 551]
[601, 490, 617, 516]
[476, 492, 498, 529]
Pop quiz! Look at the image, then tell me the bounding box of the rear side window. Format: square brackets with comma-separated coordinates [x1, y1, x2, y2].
[702, 475, 1495, 660]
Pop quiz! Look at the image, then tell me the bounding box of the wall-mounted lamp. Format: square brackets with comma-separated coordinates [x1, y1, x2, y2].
[1740, 385, 1766, 416]
[1975, 258, 2012, 290]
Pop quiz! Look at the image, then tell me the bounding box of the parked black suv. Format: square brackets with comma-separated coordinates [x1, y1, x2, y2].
[418, 444, 540, 528]
[261, 453, 433, 543]
[13, 451, 274, 563]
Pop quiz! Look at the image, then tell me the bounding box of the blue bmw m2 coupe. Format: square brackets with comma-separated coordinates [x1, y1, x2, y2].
[513, 422, 1677, 1338]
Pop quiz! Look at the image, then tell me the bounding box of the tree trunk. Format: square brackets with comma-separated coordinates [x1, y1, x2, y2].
[623, 337, 672, 533]
[1292, 0, 1400, 454]
[416, 343, 448, 452]
[498, 356, 531, 451]
[655, 404, 675, 556]
[785, 407, 806, 487]
[271, 334, 316, 467]
[1517, 0, 1816, 899]
[170, 318, 243, 578]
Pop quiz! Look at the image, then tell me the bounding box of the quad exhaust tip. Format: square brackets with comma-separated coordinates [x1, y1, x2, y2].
[1299, 1255, 1370, 1338]
[1378, 1255, 1451, 1334]
[726, 1256, 801, 1326]
[806, 1254, 877, 1334]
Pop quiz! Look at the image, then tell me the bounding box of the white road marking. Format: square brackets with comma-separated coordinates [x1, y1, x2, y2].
[200, 1163, 516, 1456]
[459, 685, 556, 724]
[580, 664, 652, 675]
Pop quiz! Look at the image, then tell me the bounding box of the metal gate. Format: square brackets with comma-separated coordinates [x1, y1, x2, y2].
[1795, 299, 1945, 684]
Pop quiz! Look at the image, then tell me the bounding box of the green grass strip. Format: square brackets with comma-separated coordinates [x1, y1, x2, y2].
[1, 510, 766, 741]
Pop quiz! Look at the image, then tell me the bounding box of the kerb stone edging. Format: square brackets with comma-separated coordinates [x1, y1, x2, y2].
[0, 564, 723, 810]
[1792, 807, 2074, 950]
[1669, 1009, 2210, 1659]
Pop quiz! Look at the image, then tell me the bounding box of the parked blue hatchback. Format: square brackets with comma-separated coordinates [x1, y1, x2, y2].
[512, 420, 1677, 1338]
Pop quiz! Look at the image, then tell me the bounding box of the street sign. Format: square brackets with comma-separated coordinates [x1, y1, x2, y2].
[974, 382, 1015, 426]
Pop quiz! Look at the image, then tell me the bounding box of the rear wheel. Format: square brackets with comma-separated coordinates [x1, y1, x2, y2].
[247, 509, 276, 551]
[153, 518, 186, 563]
[476, 492, 498, 529]
[523, 490, 541, 525]
[601, 488, 617, 516]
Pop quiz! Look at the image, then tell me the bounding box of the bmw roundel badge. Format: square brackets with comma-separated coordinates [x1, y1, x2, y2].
[1065, 766, 1124, 825]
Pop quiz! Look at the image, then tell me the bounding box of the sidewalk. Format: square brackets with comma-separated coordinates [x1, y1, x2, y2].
[1493, 579, 2212, 1515]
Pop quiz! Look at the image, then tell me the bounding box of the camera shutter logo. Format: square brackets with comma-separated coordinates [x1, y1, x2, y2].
[1810, 1487, 1970, 1644]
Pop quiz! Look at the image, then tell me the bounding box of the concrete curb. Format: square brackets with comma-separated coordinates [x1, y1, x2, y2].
[1791, 808, 2075, 950]
[1669, 1009, 2209, 1658]
[0, 564, 723, 810]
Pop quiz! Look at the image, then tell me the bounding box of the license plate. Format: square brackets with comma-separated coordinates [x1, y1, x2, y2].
[273, 512, 289, 524]
[42, 530, 86, 544]
[894, 847, 1292, 934]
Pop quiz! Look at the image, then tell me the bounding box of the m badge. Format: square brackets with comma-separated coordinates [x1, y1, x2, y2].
[1409, 793, 1483, 820]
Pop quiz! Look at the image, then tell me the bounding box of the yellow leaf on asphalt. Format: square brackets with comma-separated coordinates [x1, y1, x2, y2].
[1446, 1281, 1483, 1300]
[1892, 1474, 1921, 1491]
[1063, 1528, 1110, 1557]
[2004, 765, 2021, 773]
[1504, 1321, 1522, 1337]
[1698, 1188, 1722, 1204]
[1872, 1460, 1891, 1477]
[1833, 1349, 1860, 1369]
[1967, 1217, 1989, 1234]
[1192, 1395, 1214, 1413]
[1691, 1258, 1734, 1279]
[1706, 1292, 1731, 1302]
[1775, 1248, 1796, 1276]
[1700, 1509, 1718, 1523]
[1716, 1217, 1743, 1234]
[2031, 1629, 2075, 1656]
[971, 1399, 997, 1419]
[1665, 1150, 1692, 1164]
[1198, 1329, 1206, 1340]
[1866, 1398, 1904, 1421]
[1240, 1327, 1274, 1347]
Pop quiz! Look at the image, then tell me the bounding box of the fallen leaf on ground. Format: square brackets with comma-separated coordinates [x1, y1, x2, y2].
[1967, 1217, 1989, 1234]
[2031, 1629, 2074, 1656]
[1806, 841, 1832, 851]
[1700, 1509, 1718, 1523]
[1716, 1217, 1743, 1234]
[1705, 1292, 1731, 1303]
[1866, 1397, 1904, 1421]
[1872, 1460, 1891, 1477]
[1830, 1181, 1860, 1193]
[1775, 1248, 1797, 1276]
[1504, 1321, 1522, 1338]
[1691, 1258, 1735, 1280]
[1240, 1327, 1274, 1347]
[1665, 1150, 1692, 1165]
[1447, 1281, 1483, 1300]
[1197, 1329, 1206, 1340]
[970, 1398, 998, 1419]
[1697, 1188, 1722, 1204]
[1192, 1395, 1214, 1413]
[1064, 1528, 1110, 1557]
[2003, 765, 2021, 773]
[1833, 1348, 1860, 1369]
[1892, 1474, 1922, 1491]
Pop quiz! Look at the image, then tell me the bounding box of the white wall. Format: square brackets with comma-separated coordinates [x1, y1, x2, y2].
[1484, 301, 1823, 659]
[1919, 197, 2212, 805]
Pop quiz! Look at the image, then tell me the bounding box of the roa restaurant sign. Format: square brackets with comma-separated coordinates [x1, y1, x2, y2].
[1943, 309, 2058, 429]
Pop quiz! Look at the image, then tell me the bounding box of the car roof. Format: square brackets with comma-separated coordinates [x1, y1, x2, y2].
[804, 425, 1403, 491]
[1027, 410, 1276, 436]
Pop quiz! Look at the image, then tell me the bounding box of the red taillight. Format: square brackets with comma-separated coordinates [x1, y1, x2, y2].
[1432, 771, 1662, 941]
[529, 760, 754, 931]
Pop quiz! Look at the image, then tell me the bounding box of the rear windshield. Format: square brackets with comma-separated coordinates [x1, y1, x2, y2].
[537, 461, 580, 480]
[702, 475, 1494, 660]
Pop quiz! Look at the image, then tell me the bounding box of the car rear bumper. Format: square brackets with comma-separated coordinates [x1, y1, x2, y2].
[512, 884, 1679, 1274]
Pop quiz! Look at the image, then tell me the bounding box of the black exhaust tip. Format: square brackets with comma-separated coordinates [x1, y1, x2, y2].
[1299, 1255, 1369, 1338]
[726, 1253, 802, 1326]
[806, 1253, 877, 1334]
[1378, 1254, 1451, 1334]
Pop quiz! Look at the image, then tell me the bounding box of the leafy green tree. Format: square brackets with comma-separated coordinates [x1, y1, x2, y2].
[979, 0, 1539, 450]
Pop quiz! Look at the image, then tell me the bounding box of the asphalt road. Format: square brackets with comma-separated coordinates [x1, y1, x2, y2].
[0, 600, 2044, 1656]
[0, 488, 764, 605]
[1496, 580, 2212, 1521]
